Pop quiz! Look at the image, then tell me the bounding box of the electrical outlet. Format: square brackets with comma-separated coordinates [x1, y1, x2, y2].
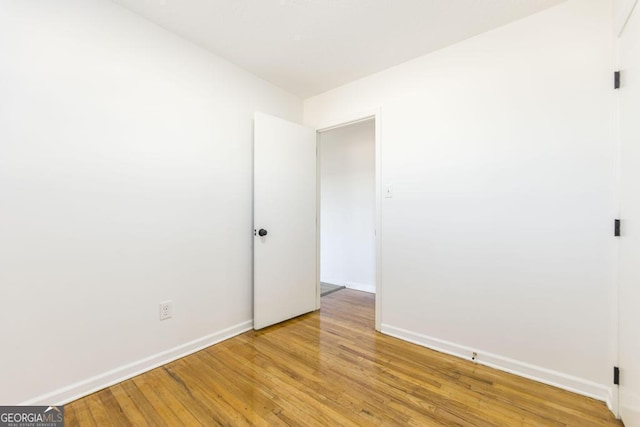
[159, 301, 173, 321]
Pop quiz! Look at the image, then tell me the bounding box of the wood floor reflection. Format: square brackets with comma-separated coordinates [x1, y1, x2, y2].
[65, 290, 620, 426]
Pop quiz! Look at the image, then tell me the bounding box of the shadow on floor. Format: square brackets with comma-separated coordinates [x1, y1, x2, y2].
[321, 282, 346, 297]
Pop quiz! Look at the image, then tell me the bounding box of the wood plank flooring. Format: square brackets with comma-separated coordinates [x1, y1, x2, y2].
[65, 290, 621, 426]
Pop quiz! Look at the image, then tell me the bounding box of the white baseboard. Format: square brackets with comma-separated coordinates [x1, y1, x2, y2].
[607, 387, 617, 418]
[22, 320, 253, 406]
[345, 281, 375, 294]
[381, 324, 611, 405]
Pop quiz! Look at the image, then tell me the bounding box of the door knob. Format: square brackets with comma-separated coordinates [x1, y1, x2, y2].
[258, 229, 268, 237]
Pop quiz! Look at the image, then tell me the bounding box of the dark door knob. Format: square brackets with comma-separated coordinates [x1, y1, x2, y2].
[258, 229, 268, 237]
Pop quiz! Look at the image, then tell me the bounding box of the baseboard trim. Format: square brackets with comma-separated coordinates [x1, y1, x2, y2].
[345, 281, 375, 294]
[22, 320, 253, 406]
[381, 324, 611, 404]
[606, 387, 619, 419]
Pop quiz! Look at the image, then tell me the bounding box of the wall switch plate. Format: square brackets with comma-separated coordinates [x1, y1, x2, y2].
[159, 301, 173, 320]
[385, 184, 393, 198]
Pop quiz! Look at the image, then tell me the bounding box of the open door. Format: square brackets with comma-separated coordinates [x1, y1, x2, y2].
[253, 113, 317, 330]
[618, 1, 640, 424]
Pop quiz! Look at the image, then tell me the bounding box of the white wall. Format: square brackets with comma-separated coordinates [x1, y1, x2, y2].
[320, 120, 375, 292]
[306, 0, 616, 403]
[0, 1, 301, 404]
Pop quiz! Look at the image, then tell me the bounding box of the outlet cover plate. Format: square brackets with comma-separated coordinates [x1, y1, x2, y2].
[159, 301, 173, 321]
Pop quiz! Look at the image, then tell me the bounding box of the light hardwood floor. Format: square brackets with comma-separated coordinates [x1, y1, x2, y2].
[66, 290, 621, 426]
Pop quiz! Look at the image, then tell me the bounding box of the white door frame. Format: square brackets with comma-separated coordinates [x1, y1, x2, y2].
[315, 108, 382, 331]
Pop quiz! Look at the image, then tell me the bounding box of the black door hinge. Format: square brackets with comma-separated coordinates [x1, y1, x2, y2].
[614, 366, 620, 385]
[615, 219, 621, 237]
[615, 71, 621, 89]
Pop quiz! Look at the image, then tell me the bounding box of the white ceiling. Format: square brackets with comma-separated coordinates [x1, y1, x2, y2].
[112, 0, 566, 98]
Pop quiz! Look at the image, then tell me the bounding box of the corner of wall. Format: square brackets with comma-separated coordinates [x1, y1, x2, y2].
[381, 324, 612, 404]
[22, 321, 252, 406]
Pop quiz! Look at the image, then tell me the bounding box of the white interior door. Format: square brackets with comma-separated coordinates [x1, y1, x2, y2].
[618, 1, 640, 425]
[253, 112, 317, 330]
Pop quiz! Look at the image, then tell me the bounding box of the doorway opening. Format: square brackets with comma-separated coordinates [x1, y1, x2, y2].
[316, 115, 380, 330]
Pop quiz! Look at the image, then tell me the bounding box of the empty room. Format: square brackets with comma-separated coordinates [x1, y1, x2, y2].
[1, 0, 639, 426]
